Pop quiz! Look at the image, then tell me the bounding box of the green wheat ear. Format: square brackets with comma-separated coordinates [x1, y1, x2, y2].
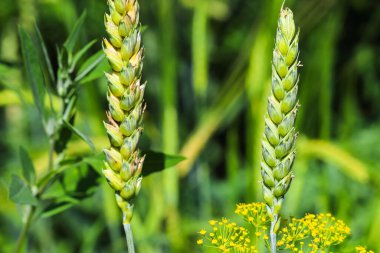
[102, 0, 145, 225]
[261, 5, 300, 252]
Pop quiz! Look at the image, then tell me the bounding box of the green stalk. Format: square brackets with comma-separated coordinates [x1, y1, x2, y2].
[14, 138, 56, 253]
[14, 206, 35, 253]
[192, 0, 209, 102]
[123, 221, 135, 253]
[157, 0, 180, 247]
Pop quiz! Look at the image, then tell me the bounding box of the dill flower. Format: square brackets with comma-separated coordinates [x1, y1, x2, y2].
[278, 213, 351, 252]
[197, 218, 254, 253]
[356, 246, 374, 253]
[235, 202, 270, 242]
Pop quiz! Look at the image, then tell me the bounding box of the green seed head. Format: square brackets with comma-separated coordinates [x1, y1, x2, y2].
[261, 5, 300, 220]
[103, 0, 145, 224]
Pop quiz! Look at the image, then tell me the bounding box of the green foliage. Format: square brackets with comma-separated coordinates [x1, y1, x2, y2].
[0, 0, 379, 252]
[9, 175, 38, 206]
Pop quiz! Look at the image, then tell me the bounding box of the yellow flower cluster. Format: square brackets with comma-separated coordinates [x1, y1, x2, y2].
[235, 202, 270, 241]
[277, 213, 351, 252]
[197, 218, 258, 253]
[356, 246, 374, 253]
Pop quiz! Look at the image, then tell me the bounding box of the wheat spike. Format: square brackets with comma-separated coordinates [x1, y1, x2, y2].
[261, 6, 300, 252]
[103, 0, 145, 225]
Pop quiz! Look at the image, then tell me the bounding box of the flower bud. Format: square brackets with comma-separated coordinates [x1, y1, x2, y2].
[276, 32, 288, 55]
[108, 0, 122, 25]
[263, 185, 274, 206]
[120, 66, 135, 85]
[278, 108, 297, 137]
[114, 0, 126, 14]
[264, 117, 280, 146]
[121, 34, 135, 60]
[120, 160, 134, 181]
[106, 72, 124, 97]
[119, 17, 133, 37]
[103, 39, 123, 72]
[103, 169, 125, 191]
[105, 15, 123, 48]
[108, 93, 124, 122]
[120, 179, 135, 199]
[272, 73, 285, 100]
[120, 109, 139, 136]
[120, 130, 140, 159]
[261, 167, 275, 188]
[275, 128, 295, 159]
[273, 51, 287, 78]
[104, 122, 124, 147]
[104, 148, 123, 171]
[279, 8, 295, 42]
[268, 97, 283, 124]
[283, 64, 298, 91]
[281, 85, 298, 114]
[262, 141, 277, 168]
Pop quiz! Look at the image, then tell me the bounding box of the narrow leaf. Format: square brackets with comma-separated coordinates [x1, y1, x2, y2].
[64, 11, 87, 54]
[75, 51, 105, 82]
[62, 119, 95, 152]
[19, 27, 46, 116]
[42, 202, 74, 218]
[34, 24, 55, 85]
[9, 175, 38, 205]
[19, 147, 36, 184]
[78, 56, 109, 84]
[70, 39, 97, 70]
[142, 151, 186, 177]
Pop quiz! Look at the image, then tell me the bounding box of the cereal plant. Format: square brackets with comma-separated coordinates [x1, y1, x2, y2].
[0, 0, 378, 252]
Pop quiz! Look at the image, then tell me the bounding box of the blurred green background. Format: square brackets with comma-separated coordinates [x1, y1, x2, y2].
[1, 0, 379, 252]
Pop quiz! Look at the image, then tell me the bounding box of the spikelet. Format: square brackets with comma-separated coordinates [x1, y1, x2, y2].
[261, 6, 300, 230]
[102, 0, 145, 224]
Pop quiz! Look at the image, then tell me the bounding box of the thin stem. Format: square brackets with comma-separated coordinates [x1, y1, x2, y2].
[123, 222, 135, 253]
[14, 139, 55, 253]
[270, 214, 278, 253]
[14, 206, 35, 253]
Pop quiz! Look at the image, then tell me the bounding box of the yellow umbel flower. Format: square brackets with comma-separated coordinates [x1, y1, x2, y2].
[356, 245, 374, 253]
[197, 218, 253, 252]
[277, 213, 351, 252]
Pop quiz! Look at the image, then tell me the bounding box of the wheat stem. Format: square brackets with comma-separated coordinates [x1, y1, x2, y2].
[123, 217, 135, 253]
[270, 215, 278, 253]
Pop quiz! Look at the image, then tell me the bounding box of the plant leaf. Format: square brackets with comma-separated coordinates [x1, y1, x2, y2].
[19, 147, 36, 184]
[9, 175, 38, 205]
[77, 151, 185, 177]
[19, 27, 46, 117]
[70, 39, 97, 71]
[75, 51, 106, 82]
[62, 119, 95, 152]
[142, 151, 186, 177]
[42, 202, 74, 218]
[34, 24, 55, 85]
[78, 55, 109, 84]
[64, 10, 87, 54]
